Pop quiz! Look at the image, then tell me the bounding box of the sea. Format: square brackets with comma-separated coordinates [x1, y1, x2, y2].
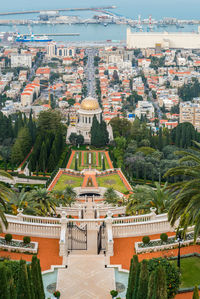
[0, 0, 200, 42]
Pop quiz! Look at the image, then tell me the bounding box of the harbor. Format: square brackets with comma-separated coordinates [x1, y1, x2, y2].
[0, 5, 200, 43]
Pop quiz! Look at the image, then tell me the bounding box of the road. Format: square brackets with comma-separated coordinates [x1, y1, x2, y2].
[85, 48, 97, 97]
[149, 91, 163, 127]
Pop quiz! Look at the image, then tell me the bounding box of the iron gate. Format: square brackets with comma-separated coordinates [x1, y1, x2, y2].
[97, 222, 106, 254]
[67, 222, 87, 251]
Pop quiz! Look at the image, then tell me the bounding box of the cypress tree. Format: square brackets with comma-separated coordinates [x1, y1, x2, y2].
[137, 259, 149, 299]
[158, 127, 163, 150]
[0, 264, 10, 299]
[192, 286, 199, 299]
[102, 156, 105, 171]
[36, 258, 45, 299]
[47, 153, 56, 172]
[27, 264, 35, 299]
[39, 142, 47, 172]
[154, 265, 167, 299]
[132, 262, 141, 299]
[126, 255, 139, 299]
[126, 258, 133, 299]
[147, 270, 156, 299]
[6, 265, 17, 299]
[17, 260, 31, 299]
[101, 121, 109, 145]
[91, 115, 100, 147]
[31, 256, 45, 299]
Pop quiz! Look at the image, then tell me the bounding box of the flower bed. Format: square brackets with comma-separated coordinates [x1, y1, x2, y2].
[135, 233, 199, 254]
[0, 237, 38, 254]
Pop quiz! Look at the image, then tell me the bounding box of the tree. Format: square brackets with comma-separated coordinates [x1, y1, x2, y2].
[0, 264, 10, 298]
[11, 140, 23, 166]
[126, 182, 173, 215]
[53, 187, 76, 207]
[31, 255, 45, 299]
[38, 142, 47, 172]
[137, 259, 149, 299]
[147, 270, 156, 299]
[91, 115, 101, 147]
[17, 260, 31, 299]
[69, 133, 78, 147]
[104, 188, 120, 205]
[153, 265, 167, 299]
[8, 188, 27, 215]
[164, 142, 200, 241]
[28, 188, 56, 216]
[126, 255, 139, 299]
[192, 286, 199, 299]
[76, 134, 84, 146]
[38, 110, 63, 135]
[47, 153, 56, 172]
[110, 117, 132, 139]
[147, 257, 180, 298]
[0, 170, 13, 232]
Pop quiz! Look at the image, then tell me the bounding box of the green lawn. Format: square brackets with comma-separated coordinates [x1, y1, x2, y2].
[171, 257, 200, 288]
[96, 174, 127, 194]
[53, 174, 83, 191]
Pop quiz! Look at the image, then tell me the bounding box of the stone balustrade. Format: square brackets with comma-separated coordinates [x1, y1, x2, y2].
[2, 211, 176, 256]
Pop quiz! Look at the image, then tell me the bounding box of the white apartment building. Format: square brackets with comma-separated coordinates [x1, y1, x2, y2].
[47, 42, 75, 58]
[11, 54, 32, 68]
[135, 100, 155, 119]
[180, 98, 200, 131]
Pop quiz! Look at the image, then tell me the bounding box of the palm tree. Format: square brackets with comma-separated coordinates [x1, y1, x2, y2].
[53, 186, 76, 207]
[27, 188, 56, 216]
[0, 170, 13, 232]
[164, 142, 200, 240]
[8, 188, 36, 215]
[126, 182, 173, 215]
[104, 187, 120, 205]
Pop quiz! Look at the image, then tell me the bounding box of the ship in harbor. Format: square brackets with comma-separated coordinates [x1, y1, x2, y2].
[16, 33, 52, 42]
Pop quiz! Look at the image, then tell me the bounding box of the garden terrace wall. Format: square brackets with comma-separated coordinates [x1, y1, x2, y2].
[0, 237, 38, 254]
[112, 214, 175, 238]
[3, 214, 61, 238]
[135, 235, 200, 254]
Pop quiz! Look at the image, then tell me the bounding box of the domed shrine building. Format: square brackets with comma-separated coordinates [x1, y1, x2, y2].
[67, 96, 113, 144]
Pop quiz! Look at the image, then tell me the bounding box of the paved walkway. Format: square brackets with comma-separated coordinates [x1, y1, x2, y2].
[57, 255, 115, 299]
[82, 171, 98, 188]
[105, 151, 113, 169]
[110, 233, 200, 269]
[66, 150, 75, 169]
[117, 169, 132, 191]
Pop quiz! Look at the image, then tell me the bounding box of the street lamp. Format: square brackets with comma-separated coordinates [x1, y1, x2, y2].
[176, 231, 183, 271]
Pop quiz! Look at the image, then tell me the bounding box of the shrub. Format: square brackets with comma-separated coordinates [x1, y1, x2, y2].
[23, 236, 31, 244]
[142, 236, 150, 245]
[5, 234, 12, 242]
[53, 290, 61, 298]
[110, 290, 118, 298]
[148, 258, 180, 298]
[160, 233, 168, 243]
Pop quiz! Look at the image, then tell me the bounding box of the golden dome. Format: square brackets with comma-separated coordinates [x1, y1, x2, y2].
[80, 97, 99, 111]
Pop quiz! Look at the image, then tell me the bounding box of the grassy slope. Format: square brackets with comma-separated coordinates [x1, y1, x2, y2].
[53, 174, 83, 191]
[96, 174, 127, 194]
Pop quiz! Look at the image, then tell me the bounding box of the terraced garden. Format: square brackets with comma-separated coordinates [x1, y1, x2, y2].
[96, 173, 128, 194]
[53, 174, 83, 191]
[69, 151, 111, 170]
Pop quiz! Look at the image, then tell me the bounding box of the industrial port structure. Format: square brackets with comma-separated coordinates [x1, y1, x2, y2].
[126, 27, 200, 49]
